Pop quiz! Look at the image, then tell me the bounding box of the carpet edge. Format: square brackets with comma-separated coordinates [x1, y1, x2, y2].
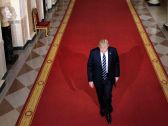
[127, 0, 168, 103]
[16, 0, 76, 126]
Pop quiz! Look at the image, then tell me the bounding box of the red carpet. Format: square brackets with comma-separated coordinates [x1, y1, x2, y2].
[27, 0, 168, 125]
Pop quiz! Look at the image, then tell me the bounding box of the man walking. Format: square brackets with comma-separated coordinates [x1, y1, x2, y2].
[87, 39, 120, 124]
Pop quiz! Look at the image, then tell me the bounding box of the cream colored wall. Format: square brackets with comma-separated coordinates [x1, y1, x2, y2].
[47, 0, 52, 9]
[20, 0, 29, 42]
[0, 0, 10, 6]
[0, 1, 7, 79]
[9, 0, 26, 47]
[0, 24, 2, 41]
[36, 0, 44, 20]
[21, 0, 36, 41]
[0, 41, 7, 79]
[7, 0, 37, 47]
[27, 0, 36, 40]
[0, 22, 7, 80]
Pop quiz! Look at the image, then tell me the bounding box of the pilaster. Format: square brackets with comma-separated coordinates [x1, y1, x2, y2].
[0, 22, 7, 90]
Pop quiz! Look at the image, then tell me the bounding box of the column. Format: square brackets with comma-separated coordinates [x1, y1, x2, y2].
[47, 0, 52, 9]
[9, 0, 28, 47]
[0, 21, 7, 88]
[9, 0, 36, 48]
[36, 0, 45, 20]
[164, 0, 168, 29]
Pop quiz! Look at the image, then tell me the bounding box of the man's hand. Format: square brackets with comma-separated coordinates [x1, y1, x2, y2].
[89, 81, 94, 88]
[115, 77, 119, 83]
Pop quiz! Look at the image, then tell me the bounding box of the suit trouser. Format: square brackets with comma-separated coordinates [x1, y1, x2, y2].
[95, 79, 113, 114]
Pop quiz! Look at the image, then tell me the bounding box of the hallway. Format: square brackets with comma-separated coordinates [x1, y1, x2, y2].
[0, 0, 168, 125]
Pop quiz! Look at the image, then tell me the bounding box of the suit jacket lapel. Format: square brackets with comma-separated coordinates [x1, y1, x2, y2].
[108, 47, 112, 70]
[97, 48, 101, 66]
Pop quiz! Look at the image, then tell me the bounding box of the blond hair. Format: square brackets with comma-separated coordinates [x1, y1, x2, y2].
[98, 39, 109, 47]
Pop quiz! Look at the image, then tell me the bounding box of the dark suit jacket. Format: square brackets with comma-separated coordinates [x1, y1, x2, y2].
[87, 47, 120, 85]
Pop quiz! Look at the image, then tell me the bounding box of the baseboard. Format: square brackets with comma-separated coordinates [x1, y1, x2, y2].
[2, 72, 7, 80]
[30, 32, 36, 41]
[14, 33, 37, 50]
[0, 80, 6, 94]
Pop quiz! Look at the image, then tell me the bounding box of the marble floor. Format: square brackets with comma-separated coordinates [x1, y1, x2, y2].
[0, 0, 168, 125]
[0, 0, 70, 125]
[132, 0, 168, 74]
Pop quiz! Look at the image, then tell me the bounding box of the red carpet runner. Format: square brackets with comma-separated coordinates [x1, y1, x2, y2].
[19, 0, 168, 125]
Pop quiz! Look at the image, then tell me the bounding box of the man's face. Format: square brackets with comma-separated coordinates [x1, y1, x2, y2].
[100, 45, 108, 53]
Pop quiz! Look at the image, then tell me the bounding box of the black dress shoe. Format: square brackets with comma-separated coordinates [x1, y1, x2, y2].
[100, 110, 105, 117]
[106, 113, 112, 124]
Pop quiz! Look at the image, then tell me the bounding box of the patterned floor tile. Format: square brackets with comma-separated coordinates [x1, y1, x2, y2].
[135, 6, 146, 10]
[156, 31, 165, 38]
[5, 87, 30, 108]
[51, 21, 62, 27]
[33, 41, 45, 49]
[33, 46, 49, 56]
[27, 85, 33, 90]
[142, 20, 157, 27]
[49, 27, 58, 36]
[160, 55, 168, 67]
[147, 18, 155, 22]
[165, 66, 168, 74]
[26, 56, 44, 69]
[6, 79, 25, 95]
[139, 15, 152, 20]
[0, 110, 19, 126]
[16, 70, 38, 87]
[157, 53, 164, 57]
[150, 35, 166, 44]
[155, 44, 168, 55]
[39, 36, 54, 45]
[0, 99, 14, 116]
[160, 40, 168, 46]
[146, 27, 161, 35]
[137, 9, 150, 14]
[17, 64, 33, 76]
[16, 105, 23, 113]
